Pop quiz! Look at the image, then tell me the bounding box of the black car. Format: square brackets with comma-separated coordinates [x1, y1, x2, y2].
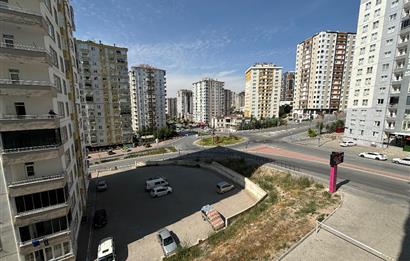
[93, 209, 107, 229]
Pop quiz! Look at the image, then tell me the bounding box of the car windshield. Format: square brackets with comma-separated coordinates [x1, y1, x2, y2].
[163, 236, 174, 246]
[98, 254, 114, 261]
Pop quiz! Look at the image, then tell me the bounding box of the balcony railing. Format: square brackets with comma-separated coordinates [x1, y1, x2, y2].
[0, 78, 55, 87]
[0, 114, 61, 120]
[9, 172, 65, 187]
[0, 143, 62, 154]
[0, 41, 46, 53]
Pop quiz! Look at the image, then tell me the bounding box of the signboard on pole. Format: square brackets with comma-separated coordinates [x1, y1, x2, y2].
[330, 152, 344, 166]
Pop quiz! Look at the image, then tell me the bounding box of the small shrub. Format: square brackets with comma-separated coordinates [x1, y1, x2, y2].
[307, 128, 318, 138]
[297, 176, 312, 189]
[297, 201, 317, 215]
[322, 191, 332, 200]
[315, 183, 324, 189]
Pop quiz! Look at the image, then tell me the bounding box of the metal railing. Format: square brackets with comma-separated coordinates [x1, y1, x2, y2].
[1, 143, 62, 153]
[0, 41, 46, 52]
[9, 172, 65, 186]
[0, 78, 55, 87]
[315, 221, 394, 260]
[0, 114, 61, 120]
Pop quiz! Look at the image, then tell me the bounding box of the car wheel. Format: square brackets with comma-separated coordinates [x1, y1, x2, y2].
[360, 155, 364, 157]
[376, 158, 380, 160]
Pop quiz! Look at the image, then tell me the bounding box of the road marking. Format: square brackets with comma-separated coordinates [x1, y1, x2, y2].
[247, 145, 409, 182]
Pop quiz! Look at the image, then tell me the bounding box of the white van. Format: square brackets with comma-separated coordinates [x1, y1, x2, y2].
[145, 177, 169, 191]
[97, 237, 115, 261]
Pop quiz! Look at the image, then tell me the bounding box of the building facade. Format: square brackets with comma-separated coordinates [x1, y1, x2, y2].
[176, 89, 193, 120]
[193, 78, 225, 123]
[244, 63, 282, 119]
[294, 31, 356, 119]
[234, 91, 245, 112]
[281, 71, 295, 103]
[0, 0, 88, 260]
[166, 97, 177, 120]
[76, 40, 133, 148]
[129, 65, 167, 133]
[224, 89, 234, 115]
[345, 0, 408, 147]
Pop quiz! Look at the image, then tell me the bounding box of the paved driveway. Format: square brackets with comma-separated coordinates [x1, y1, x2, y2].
[77, 165, 257, 261]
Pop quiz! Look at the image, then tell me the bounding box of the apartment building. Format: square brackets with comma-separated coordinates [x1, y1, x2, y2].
[234, 91, 245, 112]
[345, 0, 408, 147]
[193, 78, 225, 123]
[281, 71, 295, 103]
[224, 89, 234, 115]
[294, 31, 356, 119]
[166, 97, 177, 120]
[129, 65, 167, 133]
[76, 40, 132, 149]
[176, 89, 193, 120]
[244, 63, 282, 119]
[0, 0, 88, 260]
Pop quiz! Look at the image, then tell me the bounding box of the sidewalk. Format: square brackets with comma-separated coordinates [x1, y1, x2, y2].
[282, 190, 409, 261]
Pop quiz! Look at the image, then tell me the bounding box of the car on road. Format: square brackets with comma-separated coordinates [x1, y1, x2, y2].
[150, 186, 173, 198]
[216, 181, 234, 194]
[358, 152, 388, 161]
[392, 157, 410, 166]
[93, 209, 107, 229]
[145, 177, 169, 191]
[157, 228, 178, 256]
[97, 180, 108, 192]
[97, 237, 115, 261]
[339, 140, 357, 147]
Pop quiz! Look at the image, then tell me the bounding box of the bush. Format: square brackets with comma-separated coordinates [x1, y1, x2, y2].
[297, 201, 317, 215]
[308, 128, 318, 138]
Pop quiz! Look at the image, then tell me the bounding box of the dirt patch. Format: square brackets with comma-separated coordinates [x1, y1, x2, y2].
[166, 164, 340, 261]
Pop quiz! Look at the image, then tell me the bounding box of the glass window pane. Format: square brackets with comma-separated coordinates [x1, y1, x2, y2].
[43, 220, 53, 236]
[41, 191, 50, 208]
[25, 253, 35, 261]
[52, 218, 61, 233]
[54, 244, 62, 257]
[59, 216, 67, 230]
[45, 247, 53, 260]
[33, 193, 42, 209]
[24, 195, 34, 211]
[63, 241, 71, 255]
[15, 196, 25, 213]
[49, 190, 58, 205]
[19, 226, 31, 242]
[56, 188, 65, 204]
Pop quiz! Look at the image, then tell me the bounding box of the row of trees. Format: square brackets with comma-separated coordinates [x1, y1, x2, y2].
[239, 117, 285, 130]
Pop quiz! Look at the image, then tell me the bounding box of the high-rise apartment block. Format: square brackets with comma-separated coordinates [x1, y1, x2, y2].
[244, 63, 282, 119]
[76, 40, 133, 148]
[129, 65, 167, 132]
[345, 0, 409, 147]
[176, 89, 193, 120]
[166, 97, 177, 120]
[193, 78, 225, 123]
[294, 31, 356, 118]
[0, 0, 88, 260]
[224, 89, 234, 115]
[234, 91, 245, 112]
[281, 72, 295, 103]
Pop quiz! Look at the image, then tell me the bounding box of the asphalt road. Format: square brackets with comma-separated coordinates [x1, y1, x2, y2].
[91, 124, 409, 202]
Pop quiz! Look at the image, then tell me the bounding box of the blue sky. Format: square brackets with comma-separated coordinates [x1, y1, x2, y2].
[72, 0, 360, 96]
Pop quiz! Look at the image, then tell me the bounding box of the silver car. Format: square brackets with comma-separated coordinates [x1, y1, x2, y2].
[157, 228, 177, 256]
[150, 186, 172, 198]
[216, 181, 234, 194]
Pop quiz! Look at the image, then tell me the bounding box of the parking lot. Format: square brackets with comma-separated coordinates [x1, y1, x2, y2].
[78, 165, 257, 261]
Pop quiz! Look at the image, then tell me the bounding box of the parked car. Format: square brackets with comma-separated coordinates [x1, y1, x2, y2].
[145, 177, 169, 191]
[200, 204, 224, 231]
[97, 237, 115, 261]
[392, 157, 410, 166]
[157, 228, 178, 256]
[151, 186, 173, 198]
[93, 209, 107, 229]
[107, 150, 116, 155]
[216, 181, 234, 194]
[358, 152, 388, 161]
[147, 176, 168, 182]
[339, 140, 357, 147]
[97, 180, 108, 192]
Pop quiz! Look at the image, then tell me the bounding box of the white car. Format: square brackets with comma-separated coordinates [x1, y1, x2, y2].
[339, 140, 357, 147]
[150, 186, 173, 198]
[97, 237, 115, 261]
[392, 157, 410, 166]
[145, 177, 169, 191]
[359, 152, 388, 161]
[157, 228, 178, 256]
[216, 181, 234, 194]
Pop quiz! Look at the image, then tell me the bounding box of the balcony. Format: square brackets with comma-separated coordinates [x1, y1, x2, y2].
[0, 41, 50, 62]
[8, 172, 67, 197]
[14, 202, 69, 226]
[19, 230, 72, 256]
[0, 114, 61, 132]
[0, 3, 46, 28]
[0, 79, 57, 96]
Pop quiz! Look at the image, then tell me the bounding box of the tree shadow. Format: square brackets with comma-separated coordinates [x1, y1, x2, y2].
[398, 207, 410, 261]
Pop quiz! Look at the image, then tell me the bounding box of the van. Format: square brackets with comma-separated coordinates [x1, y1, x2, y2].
[145, 178, 169, 191]
[97, 237, 115, 261]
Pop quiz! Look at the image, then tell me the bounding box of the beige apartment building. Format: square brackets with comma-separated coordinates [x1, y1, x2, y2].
[192, 78, 225, 123]
[76, 40, 133, 149]
[0, 0, 88, 260]
[244, 63, 282, 119]
[294, 31, 356, 119]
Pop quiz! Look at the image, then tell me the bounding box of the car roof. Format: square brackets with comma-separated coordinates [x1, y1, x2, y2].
[158, 228, 171, 238]
[217, 181, 230, 187]
[98, 237, 113, 257]
[97, 180, 106, 184]
[147, 177, 166, 183]
[152, 186, 167, 191]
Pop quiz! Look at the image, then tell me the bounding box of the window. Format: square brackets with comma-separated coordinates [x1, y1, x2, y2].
[376, 0, 381, 5]
[57, 33, 61, 49]
[388, 26, 395, 33]
[364, 89, 370, 96]
[9, 69, 20, 83]
[369, 44, 376, 52]
[382, 63, 389, 71]
[46, 18, 55, 40]
[60, 56, 65, 73]
[377, 98, 384, 104]
[25, 162, 35, 177]
[406, 96, 410, 105]
[362, 99, 368, 106]
[371, 32, 378, 41]
[53, 74, 62, 92]
[365, 1, 371, 10]
[2, 34, 14, 47]
[385, 51, 392, 57]
[364, 13, 370, 22]
[15, 102, 26, 116]
[362, 25, 369, 33]
[49, 46, 58, 67]
[373, 21, 379, 29]
[353, 100, 358, 106]
[374, 8, 381, 17]
[365, 77, 371, 85]
[359, 58, 364, 65]
[360, 130, 364, 135]
[366, 67, 373, 74]
[386, 39, 394, 45]
[360, 47, 366, 55]
[389, 13, 397, 21]
[368, 55, 375, 63]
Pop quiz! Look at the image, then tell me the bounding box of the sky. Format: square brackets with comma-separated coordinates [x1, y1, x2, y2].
[71, 0, 360, 97]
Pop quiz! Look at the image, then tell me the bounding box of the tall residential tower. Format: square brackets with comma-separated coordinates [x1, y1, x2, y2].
[193, 78, 225, 123]
[176, 89, 193, 120]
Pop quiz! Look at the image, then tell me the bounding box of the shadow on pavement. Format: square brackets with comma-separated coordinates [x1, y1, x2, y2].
[336, 179, 350, 191]
[398, 206, 410, 261]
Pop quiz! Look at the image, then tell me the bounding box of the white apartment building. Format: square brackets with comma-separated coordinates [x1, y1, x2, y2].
[76, 40, 133, 148]
[176, 89, 193, 120]
[166, 97, 177, 119]
[345, 0, 408, 147]
[244, 63, 282, 119]
[0, 0, 88, 260]
[129, 65, 167, 133]
[234, 91, 245, 112]
[192, 78, 225, 124]
[294, 31, 356, 119]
